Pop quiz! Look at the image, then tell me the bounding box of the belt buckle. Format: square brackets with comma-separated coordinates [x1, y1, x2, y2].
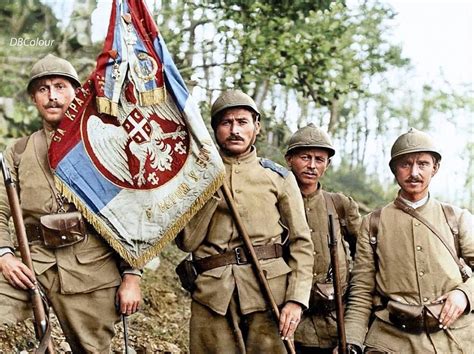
[234, 247, 246, 265]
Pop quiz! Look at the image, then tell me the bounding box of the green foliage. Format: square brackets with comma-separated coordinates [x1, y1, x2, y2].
[324, 161, 398, 212]
[0, 0, 471, 207]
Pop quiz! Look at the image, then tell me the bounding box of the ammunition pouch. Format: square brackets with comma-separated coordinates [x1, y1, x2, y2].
[308, 282, 348, 314]
[387, 300, 443, 333]
[39, 211, 86, 249]
[176, 254, 197, 292]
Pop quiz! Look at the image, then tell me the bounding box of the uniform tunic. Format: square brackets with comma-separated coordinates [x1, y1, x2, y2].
[295, 186, 361, 349]
[0, 130, 122, 353]
[176, 148, 314, 353]
[345, 196, 473, 353]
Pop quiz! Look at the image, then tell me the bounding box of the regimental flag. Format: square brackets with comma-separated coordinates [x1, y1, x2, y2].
[49, 0, 225, 268]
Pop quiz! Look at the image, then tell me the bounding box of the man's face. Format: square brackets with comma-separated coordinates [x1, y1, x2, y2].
[286, 148, 330, 191]
[31, 76, 75, 130]
[214, 107, 260, 157]
[393, 152, 439, 202]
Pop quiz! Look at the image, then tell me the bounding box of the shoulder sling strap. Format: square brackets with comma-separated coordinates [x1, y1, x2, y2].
[393, 197, 469, 282]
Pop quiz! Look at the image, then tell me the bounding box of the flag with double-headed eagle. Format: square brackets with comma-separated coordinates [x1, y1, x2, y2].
[49, 0, 225, 268]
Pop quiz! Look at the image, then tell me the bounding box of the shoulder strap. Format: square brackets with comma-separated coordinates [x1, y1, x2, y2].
[330, 192, 347, 228]
[369, 208, 382, 271]
[326, 191, 358, 258]
[394, 198, 469, 282]
[441, 203, 461, 257]
[12, 136, 30, 169]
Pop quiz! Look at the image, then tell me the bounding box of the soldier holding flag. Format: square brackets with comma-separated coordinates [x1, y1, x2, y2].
[0, 54, 142, 353]
[176, 90, 314, 353]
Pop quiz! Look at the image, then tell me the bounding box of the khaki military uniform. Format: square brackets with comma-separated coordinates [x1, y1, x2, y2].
[0, 130, 122, 353]
[176, 148, 314, 353]
[294, 186, 361, 350]
[345, 196, 473, 353]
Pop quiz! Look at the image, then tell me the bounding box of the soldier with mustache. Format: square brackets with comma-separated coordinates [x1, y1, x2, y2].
[0, 54, 142, 352]
[343, 128, 473, 353]
[284, 124, 362, 353]
[176, 90, 314, 353]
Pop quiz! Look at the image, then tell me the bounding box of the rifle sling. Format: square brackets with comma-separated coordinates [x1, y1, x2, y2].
[393, 197, 467, 280]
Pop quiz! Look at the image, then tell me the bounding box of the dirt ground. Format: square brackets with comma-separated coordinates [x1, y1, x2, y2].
[0, 244, 191, 353]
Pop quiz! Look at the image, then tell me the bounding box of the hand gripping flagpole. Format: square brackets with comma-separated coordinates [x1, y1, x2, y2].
[221, 182, 296, 354]
[0, 153, 54, 354]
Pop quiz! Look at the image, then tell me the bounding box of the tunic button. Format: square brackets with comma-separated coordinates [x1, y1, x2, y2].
[313, 273, 317, 277]
[419, 271, 424, 276]
[309, 228, 314, 232]
[415, 222, 420, 227]
[313, 251, 317, 255]
[416, 246, 422, 251]
[306, 207, 311, 211]
[235, 170, 240, 174]
[61, 235, 67, 240]
[235, 189, 241, 194]
[423, 297, 429, 302]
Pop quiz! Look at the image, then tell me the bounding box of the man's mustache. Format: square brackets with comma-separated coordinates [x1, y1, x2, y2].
[44, 102, 63, 109]
[226, 134, 244, 142]
[406, 177, 422, 183]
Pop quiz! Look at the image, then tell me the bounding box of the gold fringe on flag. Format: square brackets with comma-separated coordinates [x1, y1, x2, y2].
[54, 171, 226, 269]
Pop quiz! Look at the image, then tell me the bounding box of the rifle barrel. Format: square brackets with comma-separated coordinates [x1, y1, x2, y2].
[221, 182, 295, 354]
[0, 153, 54, 353]
[328, 214, 347, 354]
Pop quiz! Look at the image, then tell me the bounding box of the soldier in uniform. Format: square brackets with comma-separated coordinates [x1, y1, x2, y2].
[175, 90, 314, 353]
[344, 128, 473, 353]
[0, 54, 142, 353]
[284, 124, 361, 353]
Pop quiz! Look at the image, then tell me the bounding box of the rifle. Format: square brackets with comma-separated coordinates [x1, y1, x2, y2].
[328, 214, 347, 354]
[221, 182, 296, 354]
[0, 153, 54, 354]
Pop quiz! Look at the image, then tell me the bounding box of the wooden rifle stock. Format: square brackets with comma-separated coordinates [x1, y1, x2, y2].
[0, 153, 54, 353]
[328, 214, 347, 354]
[221, 182, 296, 354]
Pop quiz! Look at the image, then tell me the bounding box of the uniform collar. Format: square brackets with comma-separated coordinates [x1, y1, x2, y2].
[398, 192, 430, 209]
[302, 182, 322, 199]
[220, 146, 257, 165]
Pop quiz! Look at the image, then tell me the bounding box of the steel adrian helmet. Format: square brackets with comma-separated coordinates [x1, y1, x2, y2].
[389, 127, 441, 169]
[210, 90, 260, 128]
[286, 123, 335, 157]
[27, 54, 80, 93]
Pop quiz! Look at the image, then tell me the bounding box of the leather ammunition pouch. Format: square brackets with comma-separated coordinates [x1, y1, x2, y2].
[39, 211, 86, 249]
[387, 300, 443, 333]
[176, 254, 198, 292]
[308, 282, 348, 314]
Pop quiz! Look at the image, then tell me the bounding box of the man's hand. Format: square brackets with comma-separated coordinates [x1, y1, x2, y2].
[0, 253, 36, 290]
[116, 274, 142, 316]
[433, 289, 468, 328]
[279, 301, 302, 340]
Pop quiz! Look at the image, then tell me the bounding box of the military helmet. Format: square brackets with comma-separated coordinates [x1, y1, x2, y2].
[27, 54, 80, 93]
[389, 127, 441, 169]
[210, 90, 260, 128]
[286, 123, 335, 157]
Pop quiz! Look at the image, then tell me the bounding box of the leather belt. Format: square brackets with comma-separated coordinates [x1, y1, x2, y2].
[25, 223, 43, 242]
[194, 244, 284, 274]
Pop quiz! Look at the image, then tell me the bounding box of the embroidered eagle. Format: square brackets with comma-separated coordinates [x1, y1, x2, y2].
[86, 86, 187, 187]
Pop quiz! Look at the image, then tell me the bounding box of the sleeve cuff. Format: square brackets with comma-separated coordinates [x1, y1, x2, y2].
[121, 268, 143, 277]
[0, 247, 14, 257]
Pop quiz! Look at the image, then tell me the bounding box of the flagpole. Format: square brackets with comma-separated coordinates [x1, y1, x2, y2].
[221, 182, 296, 354]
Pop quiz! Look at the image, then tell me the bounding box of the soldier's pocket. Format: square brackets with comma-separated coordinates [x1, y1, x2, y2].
[69, 237, 121, 293]
[262, 258, 292, 305]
